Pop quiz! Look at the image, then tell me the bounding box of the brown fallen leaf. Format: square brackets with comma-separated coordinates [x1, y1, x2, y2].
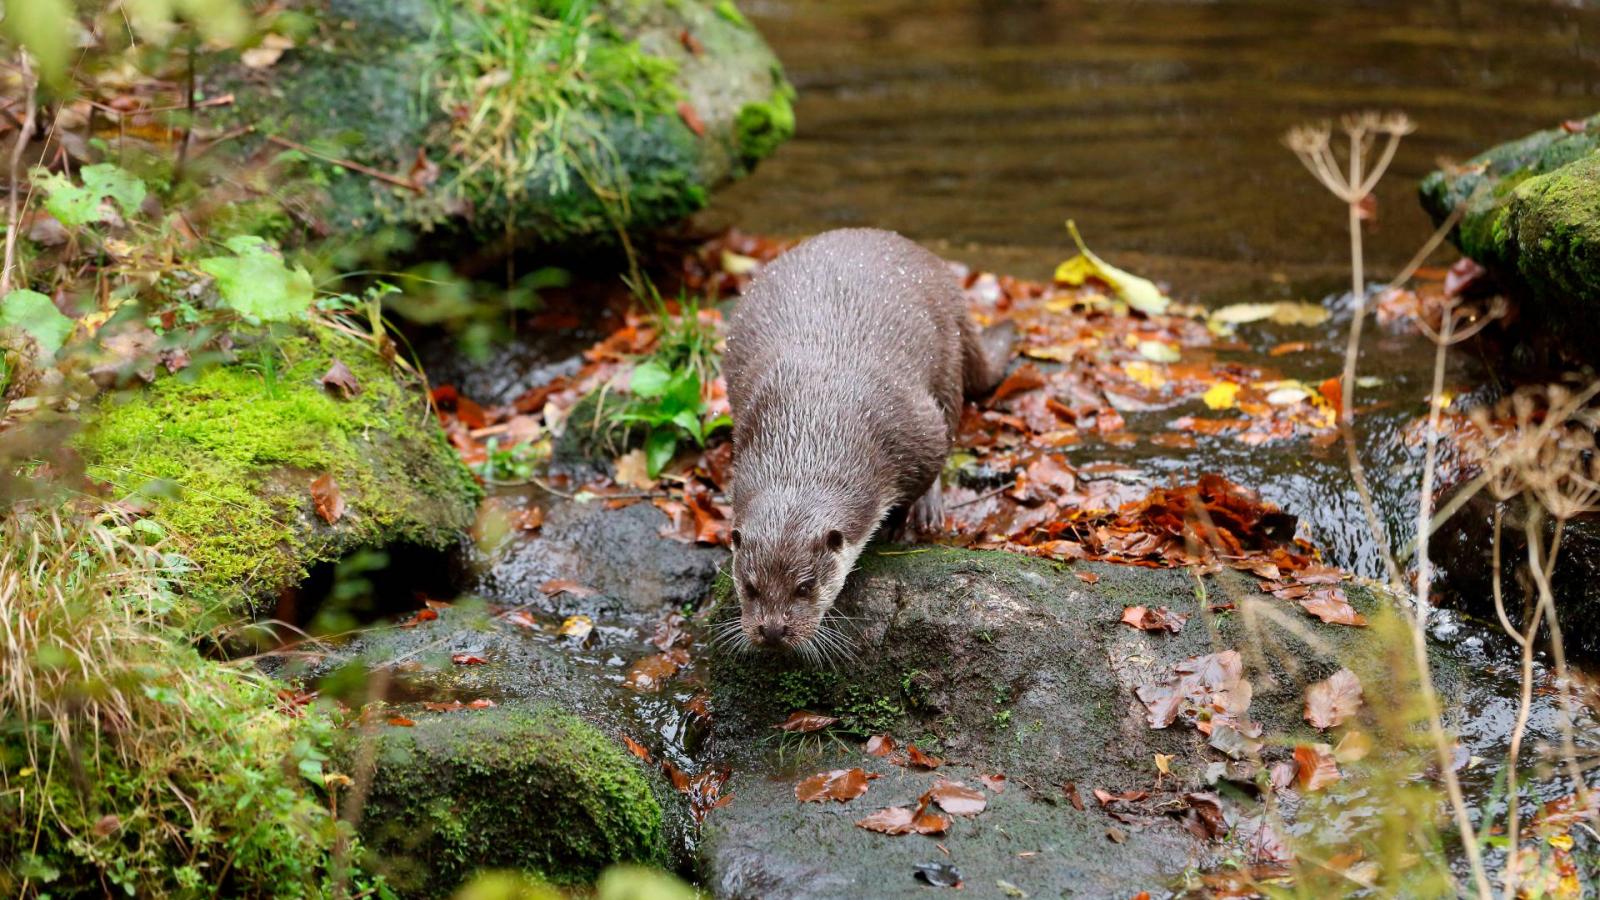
[796, 768, 875, 803]
[468, 698, 495, 709]
[685, 693, 712, 722]
[540, 579, 598, 598]
[1294, 743, 1341, 791]
[905, 744, 944, 770]
[927, 779, 987, 817]
[1063, 781, 1085, 811]
[450, 653, 486, 666]
[310, 474, 345, 525]
[865, 734, 898, 757]
[679, 28, 704, 55]
[1093, 788, 1149, 806]
[911, 801, 952, 835]
[1119, 605, 1188, 634]
[677, 101, 706, 136]
[422, 701, 465, 712]
[399, 608, 438, 628]
[320, 359, 362, 398]
[504, 608, 539, 629]
[386, 715, 415, 727]
[1299, 589, 1367, 626]
[1075, 570, 1100, 584]
[773, 711, 840, 733]
[623, 650, 689, 692]
[856, 806, 916, 835]
[622, 735, 653, 764]
[1304, 667, 1363, 730]
[990, 362, 1046, 402]
[978, 773, 1007, 794]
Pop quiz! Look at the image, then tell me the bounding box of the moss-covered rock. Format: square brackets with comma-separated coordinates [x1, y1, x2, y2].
[346, 702, 667, 897]
[215, 0, 791, 248]
[75, 328, 479, 614]
[1419, 114, 1600, 356]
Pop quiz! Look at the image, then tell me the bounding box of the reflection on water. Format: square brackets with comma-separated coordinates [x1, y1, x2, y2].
[707, 0, 1600, 296]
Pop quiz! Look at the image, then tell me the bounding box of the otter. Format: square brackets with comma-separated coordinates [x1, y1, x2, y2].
[722, 228, 1013, 656]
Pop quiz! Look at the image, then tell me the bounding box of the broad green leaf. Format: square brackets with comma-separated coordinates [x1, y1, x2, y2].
[33, 171, 100, 228]
[665, 368, 702, 413]
[630, 360, 672, 398]
[644, 426, 678, 478]
[671, 408, 703, 445]
[1054, 221, 1169, 315]
[198, 236, 315, 322]
[81, 164, 147, 218]
[704, 413, 733, 435]
[0, 289, 74, 354]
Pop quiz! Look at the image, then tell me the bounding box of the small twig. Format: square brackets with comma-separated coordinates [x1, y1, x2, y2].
[2, 54, 37, 296]
[81, 92, 235, 118]
[264, 134, 421, 194]
[950, 481, 1016, 509]
[173, 35, 197, 182]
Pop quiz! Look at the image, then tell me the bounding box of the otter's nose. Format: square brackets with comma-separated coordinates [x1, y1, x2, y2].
[759, 618, 786, 644]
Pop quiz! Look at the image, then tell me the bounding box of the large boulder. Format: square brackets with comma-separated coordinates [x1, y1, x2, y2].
[75, 329, 480, 616]
[214, 0, 793, 247]
[1419, 114, 1600, 355]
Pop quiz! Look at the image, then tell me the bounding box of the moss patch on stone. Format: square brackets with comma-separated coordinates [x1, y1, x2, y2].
[347, 703, 667, 896]
[734, 79, 796, 167]
[76, 329, 479, 613]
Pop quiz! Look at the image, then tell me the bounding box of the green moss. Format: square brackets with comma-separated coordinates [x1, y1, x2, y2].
[75, 328, 479, 613]
[350, 704, 667, 896]
[712, 0, 748, 27]
[734, 78, 796, 166]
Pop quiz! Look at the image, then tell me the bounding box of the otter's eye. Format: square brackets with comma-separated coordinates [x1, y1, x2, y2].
[825, 529, 844, 552]
[743, 581, 760, 600]
[731, 529, 743, 549]
[794, 579, 815, 599]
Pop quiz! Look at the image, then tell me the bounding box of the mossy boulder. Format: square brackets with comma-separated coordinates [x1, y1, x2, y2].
[346, 702, 667, 897]
[216, 0, 792, 247]
[1419, 114, 1600, 355]
[75, 329, 480, 614]
[699, 547, 1490, 898]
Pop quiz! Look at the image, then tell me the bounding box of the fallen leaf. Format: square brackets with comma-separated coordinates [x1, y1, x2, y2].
[905, 744, 944, 770]
[504, 608, 539, 629]
[865, 734, 897, 757]
[408, 148, 440, 190]
[677, 101, 706, 136]
[1137, 340, 1181, 363]
[774, 711, 840, 733]
[320, 359, 362, 398]
[1055, 220, 1169, 315]
[540, 579, 598, 598]
[514, 506, 544, 531]
[1304, 667, 1363, 730]
[679, 28, 705, 55]
[399, 608, 438, 628]
[1093, 788, 1149, 807]
[468, 698, 495, 709]
[1119, 605, 1188, 634]
[1063, 781, 1085, 810]
[990, 362, 1046, 402]
[623, 650, 688, 691]
[386, 715, 415, 727]
[796, 767, 875, 803]
[978, 773, 1007, 793]
[910, 803, 952, 835]
[1333, 729, 1372, 763]
[856, 807, 916, 834]
[240, 32, 294, 68]
[1209, 301, 1330, 327]
[614, 448, 656, 490]
[310, 474, 344, 525]
[1203, 381, 1240, 410]
[1299, 589, 1367, 626]
[1075, 570, 1100, 584]
[1268, 341, 1312, 356]
[927, 779, 987, 816]
[1154, 754, 1173, 776]
[422, 701, 464, 712]
[450, 653, 486, 666]
[558, 615, 594, 641]
[1294, 743, 1341, 791]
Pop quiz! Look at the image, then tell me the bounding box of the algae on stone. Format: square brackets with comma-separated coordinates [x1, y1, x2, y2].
[76, 329, 479, 613]
[346, 703, 667, 896]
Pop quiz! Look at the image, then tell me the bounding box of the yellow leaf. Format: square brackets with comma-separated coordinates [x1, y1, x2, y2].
[1549, 832, 1575, 851]
[1122, 361, 1166, 390]
[1202, 382, 1240, 410]
[1137, 340, 1180, 363]
[1209, 301, 1330, 327]
[558, 615, 594, 641]
[1154, 753, 1173, 775]
[1054, 221, 1169, 315]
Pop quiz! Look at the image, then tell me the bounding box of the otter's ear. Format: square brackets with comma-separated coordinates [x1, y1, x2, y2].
[731, 529, 743, 549]
[825, 529, 844, 552]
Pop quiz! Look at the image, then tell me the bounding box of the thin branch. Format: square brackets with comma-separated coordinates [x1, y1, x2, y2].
[2, 54, 37, 296]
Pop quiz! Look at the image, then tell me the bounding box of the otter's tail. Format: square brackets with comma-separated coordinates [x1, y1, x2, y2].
[962, 319, 1016, 397]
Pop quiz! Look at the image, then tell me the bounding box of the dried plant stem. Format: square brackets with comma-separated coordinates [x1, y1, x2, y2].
[2, 54, 37, 297]
[1524, 514, 1591, 804]
[1411, 309, 1495, 900]
[1496, 505, 1544, 899]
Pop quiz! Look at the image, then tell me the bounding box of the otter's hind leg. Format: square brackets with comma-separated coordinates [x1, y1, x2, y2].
[962, 319, 1016, 397]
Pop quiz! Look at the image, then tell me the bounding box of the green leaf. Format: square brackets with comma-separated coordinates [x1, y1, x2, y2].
[0, 289, 74, 354]
[81, 164, 147, 218]
[704, 413, 733, 437]
[1055, 220, 1169, 315]
[630, 360, 672, 398]
[198, 236, 315, 322]
[33, 170, 100, 228]
[666, 367, 702, 413]
[644, 427, 678, 478]
[671, 408, 703, 445]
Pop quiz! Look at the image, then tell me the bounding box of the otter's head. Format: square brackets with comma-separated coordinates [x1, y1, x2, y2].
[730, 522, 855, 652]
